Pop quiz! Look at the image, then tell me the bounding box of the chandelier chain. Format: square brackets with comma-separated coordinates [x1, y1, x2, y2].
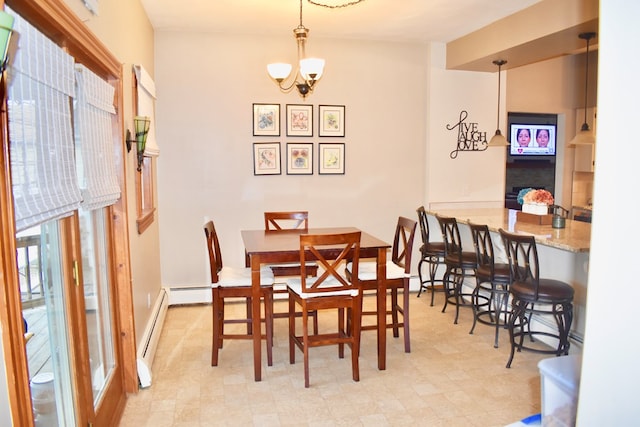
[307, 0, 366, 9]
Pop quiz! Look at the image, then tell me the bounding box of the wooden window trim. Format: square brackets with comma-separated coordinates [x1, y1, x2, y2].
[136, 156, 155, 234]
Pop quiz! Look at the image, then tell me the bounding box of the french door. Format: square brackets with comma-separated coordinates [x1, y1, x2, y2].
[17, 210, 125, 425]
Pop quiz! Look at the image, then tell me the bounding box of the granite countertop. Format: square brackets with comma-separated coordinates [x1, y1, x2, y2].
[425, 208, 591, 253]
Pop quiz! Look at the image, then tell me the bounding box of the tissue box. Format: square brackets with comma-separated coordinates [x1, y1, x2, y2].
[538, 355, 581, 427]
[517, 211, 553, 225]
[522, 203, 549, 215]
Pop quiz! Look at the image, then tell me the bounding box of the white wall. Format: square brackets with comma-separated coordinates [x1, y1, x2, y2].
[153, 32, 507, 289]
[154, 33, 429, 286]
[577, 1, 640, 424]
[426, 43, 506, 208]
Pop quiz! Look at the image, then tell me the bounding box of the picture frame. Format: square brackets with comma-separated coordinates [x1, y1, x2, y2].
[318, 143, 345, 175]
[253, 142, 281, 175]
[286, 143, 313, 175]
[253, 103, 280, 136]
[286, 104, 313, 137]
[318, 105, 345, 137]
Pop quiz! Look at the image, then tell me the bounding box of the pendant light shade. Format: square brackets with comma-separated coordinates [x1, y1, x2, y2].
[569, 32, 597, 147]
[488, 59, 509, 147]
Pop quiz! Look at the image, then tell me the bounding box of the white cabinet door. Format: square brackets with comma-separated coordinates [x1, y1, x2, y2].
[574, 107, 596, 172]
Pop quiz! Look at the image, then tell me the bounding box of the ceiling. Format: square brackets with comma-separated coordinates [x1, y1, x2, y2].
[140, 0, 542, 44]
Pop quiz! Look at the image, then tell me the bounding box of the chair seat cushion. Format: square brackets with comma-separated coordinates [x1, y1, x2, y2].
[268, 261, 317, 268]
[286, 278, 359, 299]
[214, 266, 274, 288]
[476, 263, 511, 282]
[511, 278, 574, 303]
[444, 251, 477, 269]
[345, 261, 407, 281]
[420, 241, 445, 256]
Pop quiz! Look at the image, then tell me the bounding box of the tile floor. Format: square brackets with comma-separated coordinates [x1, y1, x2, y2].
[118, 290, 550, 427]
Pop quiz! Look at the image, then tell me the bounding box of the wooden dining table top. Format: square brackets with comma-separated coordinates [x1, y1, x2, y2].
[242, 226, 391, 260]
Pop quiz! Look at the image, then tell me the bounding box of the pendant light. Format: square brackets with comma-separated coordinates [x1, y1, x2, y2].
[488, 59, 509, 147]
[569, 32, 597, 146]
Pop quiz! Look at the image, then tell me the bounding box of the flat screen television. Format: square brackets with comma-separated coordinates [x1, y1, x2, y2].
[509, 123, 557, 156]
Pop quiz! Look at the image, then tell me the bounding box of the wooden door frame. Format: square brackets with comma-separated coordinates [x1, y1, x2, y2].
[0, 0, 137, 424]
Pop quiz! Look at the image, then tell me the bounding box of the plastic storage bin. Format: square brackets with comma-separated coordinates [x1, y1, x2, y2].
[538, 354, 582, 427]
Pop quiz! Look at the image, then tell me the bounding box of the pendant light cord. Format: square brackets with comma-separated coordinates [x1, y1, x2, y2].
[579, 32, 596, 126]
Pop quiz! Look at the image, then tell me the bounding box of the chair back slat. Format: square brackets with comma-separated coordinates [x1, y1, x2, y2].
[436, 215, 463, 264]
[469, 222, 496, 276]
[499, 229, 540, 298]
[416, 206, 430, 247]
[299, 231, 361, 294]
[204, 220, 223, 283]
[265, 211, 309, 231]
[391, 216, 417, 274]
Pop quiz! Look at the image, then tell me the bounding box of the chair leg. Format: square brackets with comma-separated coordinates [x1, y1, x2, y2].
[391, 287, 400, 338]
[338, 307, 345, 359]
[506, 299, 526, 368]
[402, 278, 411, 353]
[442, 268, 451, 314]
[211, 290, 221, 366]
[469, 278, 481, 335]
[302, 306, 310, 388]
[246, 297, 252, 335]
[429, 256, 439, 307]
[351, 297, 362, 382]
[289, 291, 296, 365]
[417, 258, 426, 298]
[264, 291, 273, 367]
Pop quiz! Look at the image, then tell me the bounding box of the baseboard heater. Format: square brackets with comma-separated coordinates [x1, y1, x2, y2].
[137, 288, 169, 388]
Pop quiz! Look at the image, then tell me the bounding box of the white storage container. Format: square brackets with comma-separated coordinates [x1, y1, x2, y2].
[538, 355, 581, 427]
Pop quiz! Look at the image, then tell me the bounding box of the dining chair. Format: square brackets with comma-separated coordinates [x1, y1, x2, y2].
[204, 220, 275, 367]
[262, 211, 318, 332]
[345, 216, 417, 353]
[499, 229, 574, 368]
[436, 214, 477, 324]
[286, 231, 362, 388]
[416, 206, 446, 306]
[468, 222, 510, 348]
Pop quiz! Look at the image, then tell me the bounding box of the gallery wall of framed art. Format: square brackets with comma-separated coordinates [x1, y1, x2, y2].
[251, 103, 346, 176]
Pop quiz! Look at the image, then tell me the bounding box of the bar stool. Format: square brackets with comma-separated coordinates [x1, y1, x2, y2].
[468, 222, 511, 348]
[499, 229, 574, 368]
[436, 215, 477, 324]
[416, 206, 446, 306]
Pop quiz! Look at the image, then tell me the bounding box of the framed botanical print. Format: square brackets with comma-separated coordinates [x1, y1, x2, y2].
[286, 143, 313, 175]
[253, 142, 281, 175]
[253, 103, 280, 136]
[318, 143, 345, 175]
[286, 104, 313, 137]
[318, 105, 345, 137]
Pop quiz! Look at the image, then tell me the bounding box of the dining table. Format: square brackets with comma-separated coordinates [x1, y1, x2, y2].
[242, 226, 391, 381]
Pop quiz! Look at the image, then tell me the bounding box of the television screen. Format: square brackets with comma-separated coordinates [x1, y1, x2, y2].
[509, 124, 556, 156]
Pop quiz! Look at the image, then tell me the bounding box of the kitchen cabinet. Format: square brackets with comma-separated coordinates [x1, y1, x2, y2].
[574, 107, 596, 172]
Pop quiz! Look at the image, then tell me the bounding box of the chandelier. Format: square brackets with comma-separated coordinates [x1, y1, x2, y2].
[267, 0, 366, 98]
[267, 0, 325, 98]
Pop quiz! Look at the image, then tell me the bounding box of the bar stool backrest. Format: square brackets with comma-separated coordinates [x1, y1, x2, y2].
[499, 229, 541, 299]
[436, 214, 463, 265]
[469, 222, 497, 276]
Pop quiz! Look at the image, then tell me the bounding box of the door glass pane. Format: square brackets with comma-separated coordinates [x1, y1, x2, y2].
[19, 221, 76, 426]
[78, 207, 115, 405]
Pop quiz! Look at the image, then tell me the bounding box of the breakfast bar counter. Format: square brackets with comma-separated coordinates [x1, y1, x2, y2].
[425, 208, 590, 253]
[424, 207, 591, 345]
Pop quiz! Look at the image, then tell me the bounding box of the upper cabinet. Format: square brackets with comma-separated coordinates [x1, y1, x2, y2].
[574, 107, 597, 172]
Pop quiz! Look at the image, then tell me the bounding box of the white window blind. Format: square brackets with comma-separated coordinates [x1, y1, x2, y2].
[133, 64, 159, 157]
[7, 10, 81, 232]
[74, 64, 120, 211]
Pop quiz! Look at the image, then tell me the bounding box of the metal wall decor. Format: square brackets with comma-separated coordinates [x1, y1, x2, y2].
[446, 110, 488, 159]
